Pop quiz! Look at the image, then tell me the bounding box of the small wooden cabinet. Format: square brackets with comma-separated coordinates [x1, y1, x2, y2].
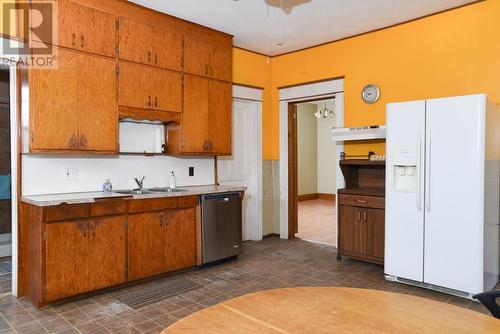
[167, 74, 232, 155]
[118, 62, 182, 113]
[30, 48, 118, 153]
[337, 160, 386, 265]
[52, 0, 116, 57]
[118, 17, 182, 71]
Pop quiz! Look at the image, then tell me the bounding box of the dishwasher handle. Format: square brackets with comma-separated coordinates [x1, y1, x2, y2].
[202, 192, 241, 202]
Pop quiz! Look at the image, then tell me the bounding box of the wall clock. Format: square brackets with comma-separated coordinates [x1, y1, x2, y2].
[361, 84, 380, 104]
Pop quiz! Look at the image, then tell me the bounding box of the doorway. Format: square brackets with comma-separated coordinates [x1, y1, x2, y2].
[0, 67, 11, 262]
[288, 99, 337, 245]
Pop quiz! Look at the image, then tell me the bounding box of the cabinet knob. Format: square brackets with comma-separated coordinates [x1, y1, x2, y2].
[80, 35, 84, 48]
[363, 211, 368, 222]
[72, 33, 76, 47]
[357, 211, 361, 222]
[154, 96, 158, 108]
[148, 95, 152, 107]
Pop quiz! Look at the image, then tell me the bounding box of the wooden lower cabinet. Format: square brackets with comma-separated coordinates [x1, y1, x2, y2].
[45, 216, 126, 302]
[338, 201, 385, 264]
[128, 208, 196, 280]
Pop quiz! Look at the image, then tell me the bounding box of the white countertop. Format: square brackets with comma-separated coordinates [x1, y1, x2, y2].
[21, 185, 247, 207]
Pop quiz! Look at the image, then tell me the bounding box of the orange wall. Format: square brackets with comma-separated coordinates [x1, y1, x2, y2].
[234, 0, 500, 160]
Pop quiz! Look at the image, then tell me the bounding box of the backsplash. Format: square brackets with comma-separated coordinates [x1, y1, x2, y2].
[22, 155, 215, 196]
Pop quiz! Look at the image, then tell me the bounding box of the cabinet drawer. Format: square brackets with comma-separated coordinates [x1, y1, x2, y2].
[128, 196, 198, 213]
[44, 204, 89, 222]
[90, 199, 127, 217]
[339, 194, 385, 209]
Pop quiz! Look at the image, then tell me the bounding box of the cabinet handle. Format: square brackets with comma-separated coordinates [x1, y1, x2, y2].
[356, 199, 367, 203]
[154, 96, 158, 108]
[68, 134, 75, 148]
[357, 211, 361, 222]
[72, 33, 76, 47]
[80, 134, 87, 148]
[148, 95, 151, 107]
[159, 214, 164, 226]
[148, 51, 151, 63]
[154, 53, 157, 65]
[209, 141, 213, 151]
[203, 140, 207, 151]
[205, 65, 208, 76]
[363, 211, 368, 222]
[80, 35, 84, 48]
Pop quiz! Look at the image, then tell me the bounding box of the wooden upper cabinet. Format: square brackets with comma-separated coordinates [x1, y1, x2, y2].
[164, 208, 196, 272]
[77, 4, 116, 57]
[119, 17, 182, 71]
[184, 32, 232, 82]
[119, 62, 181, 112]
[53, 0, 116, 57]
[209, 80, 232, 155]
[30, 48, 118, 153]
[30, 48, 78, 151]
[77, 53, 118, 152]
[182, 74, 210, 153]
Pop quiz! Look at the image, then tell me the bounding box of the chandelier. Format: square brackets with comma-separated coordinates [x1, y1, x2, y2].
[314, 101, 335, 119]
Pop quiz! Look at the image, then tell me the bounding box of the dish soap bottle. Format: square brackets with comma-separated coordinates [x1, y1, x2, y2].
[169, 171, 176, 189]
[103, 177, 113, 192]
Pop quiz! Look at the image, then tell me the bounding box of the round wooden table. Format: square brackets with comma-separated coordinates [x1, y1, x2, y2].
[162, 287, 499, 333]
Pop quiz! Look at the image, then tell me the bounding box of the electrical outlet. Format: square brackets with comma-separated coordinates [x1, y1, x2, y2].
[64, 168, 78, 181]
[189, 167, 194, 177]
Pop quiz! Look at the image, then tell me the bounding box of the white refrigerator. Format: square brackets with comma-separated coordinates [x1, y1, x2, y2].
[385, 94, 500, 298]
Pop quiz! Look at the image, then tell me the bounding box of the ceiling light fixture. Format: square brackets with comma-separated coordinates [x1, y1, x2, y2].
[315, 101, 335, 119]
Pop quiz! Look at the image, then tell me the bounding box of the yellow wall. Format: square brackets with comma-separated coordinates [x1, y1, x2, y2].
[234, 0, 500, 159]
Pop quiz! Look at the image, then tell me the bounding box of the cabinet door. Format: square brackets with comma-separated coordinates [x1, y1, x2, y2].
[128, 212, 166, 281]
[118, 62, 152, 109]
[54, 0, 79, 49]
[153, 27, 182, 71]
[118, 17, 154, 65]
[184, 34, 211, 77]
[182, 75, 210, 153]
[30, 48, 78, 151]
[77, 53, 118, 152]
[364, 208, 385, 260]
[151, 69, 182, 112]
[338, 205, 357, 255]
[210, 40, 232, 82]
[164, 208, 196, 272]
[77, 3, 116, 57]
[45, 221, 89, 301]
[89, 216, 126, 290]
[209, 80, 232, 155]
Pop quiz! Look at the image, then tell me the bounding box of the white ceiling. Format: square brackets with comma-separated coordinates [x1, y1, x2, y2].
[130, 0, 475, 56]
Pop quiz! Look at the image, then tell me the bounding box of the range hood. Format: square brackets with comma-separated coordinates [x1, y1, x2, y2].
[331, 125, 386, 142]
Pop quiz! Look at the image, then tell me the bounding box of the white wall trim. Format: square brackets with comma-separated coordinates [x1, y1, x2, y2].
[279, 79, 344, 239]
[233, 85, 263, 102]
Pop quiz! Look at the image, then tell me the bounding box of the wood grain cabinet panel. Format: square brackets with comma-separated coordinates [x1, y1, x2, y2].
[89, 216, 126, 291]
[45, 221, 89, 302]
[151, 69, 182, 112]
[118, 17, 182, 71]
[184, 33, 212, 78]
[210, 40, 232, 82]
[128, 212, 167, 281]
[77, 4, 116, 57]
[30, 48, 78, 151]
[209, 80, 232, 155]
[165, 208, 196, 272]
[338, 206, 356, 255]
[77, 53, 118, 151]
[181, 74, 210, 153]
[364, 208, 385, 260]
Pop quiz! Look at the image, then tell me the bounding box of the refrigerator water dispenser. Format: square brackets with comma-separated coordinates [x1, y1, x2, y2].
[392, 149, 417, 192]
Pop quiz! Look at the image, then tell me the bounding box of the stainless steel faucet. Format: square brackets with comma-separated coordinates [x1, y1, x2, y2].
[134, 176, 145, 191]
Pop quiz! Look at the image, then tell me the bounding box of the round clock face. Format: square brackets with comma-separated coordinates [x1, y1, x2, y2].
[362, 84, 380, 104]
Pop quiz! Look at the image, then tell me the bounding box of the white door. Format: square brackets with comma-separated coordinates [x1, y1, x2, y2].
[385, 100, 426, 282]
[218, 98, 263, 241]
[424, 94, 485, 294]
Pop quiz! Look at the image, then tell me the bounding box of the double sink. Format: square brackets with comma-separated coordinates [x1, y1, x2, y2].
[115, 187, 187, 195]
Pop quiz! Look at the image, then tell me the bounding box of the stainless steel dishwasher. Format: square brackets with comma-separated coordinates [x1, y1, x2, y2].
[201, 192, 242, 265]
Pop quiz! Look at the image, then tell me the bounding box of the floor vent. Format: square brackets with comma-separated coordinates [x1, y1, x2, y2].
[115, 278, 201, 309]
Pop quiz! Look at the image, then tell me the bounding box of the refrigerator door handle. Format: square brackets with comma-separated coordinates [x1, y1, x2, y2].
[425, 135, 432, 212]
[416, 133, 422, 211]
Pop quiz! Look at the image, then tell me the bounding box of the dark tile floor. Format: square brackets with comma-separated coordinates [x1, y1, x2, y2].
[0, 238, 491, 333]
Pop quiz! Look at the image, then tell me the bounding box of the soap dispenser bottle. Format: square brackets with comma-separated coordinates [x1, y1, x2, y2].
[169, 171, 176, 189]
[103, 177, 113, 192]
